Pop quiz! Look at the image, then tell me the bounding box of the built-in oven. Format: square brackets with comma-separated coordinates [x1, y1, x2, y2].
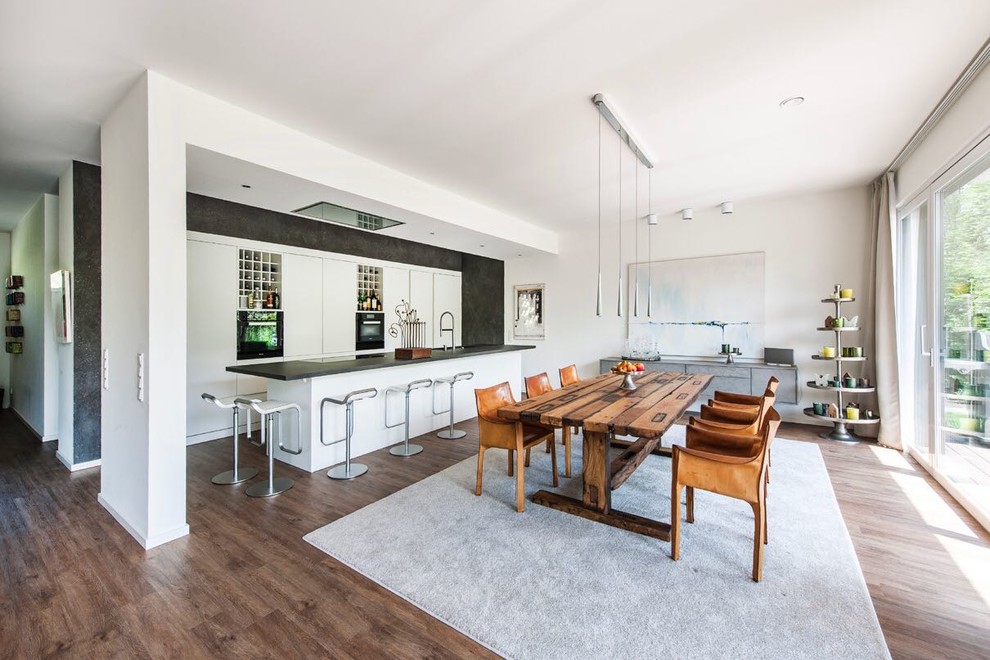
[237, 310, 284, 360]
[356, 312, 385, 351]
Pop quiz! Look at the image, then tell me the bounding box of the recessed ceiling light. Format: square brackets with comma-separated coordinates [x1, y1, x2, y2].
[241, 184, 252, 188]
[779, 96, 804, 108]
[517, 254, 522, 257]
[429, 231, 435, 235]
[479, 244, 485, 248]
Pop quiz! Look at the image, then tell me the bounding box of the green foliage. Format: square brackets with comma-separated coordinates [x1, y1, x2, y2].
[943, 180, 990, 330]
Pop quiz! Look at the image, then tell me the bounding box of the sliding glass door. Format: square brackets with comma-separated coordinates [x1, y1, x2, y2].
[937, 156, 990, 511]
[901, 149, 990, 525]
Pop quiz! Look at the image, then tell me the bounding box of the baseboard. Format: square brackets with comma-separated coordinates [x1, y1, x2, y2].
[41, 433, 58, 443]
[98, 493, 190, 550]
[56, 451, 101, 472]
[10, 407, 42, 439]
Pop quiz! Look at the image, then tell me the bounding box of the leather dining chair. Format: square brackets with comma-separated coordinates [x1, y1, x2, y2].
[475, 382, 558, 512]
[524, 372, 572, 477]
[671, 408, 782, 582]
[559, 364, 580, 387]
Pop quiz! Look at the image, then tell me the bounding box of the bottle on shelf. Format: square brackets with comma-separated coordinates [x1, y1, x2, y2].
[273, 288, 280, 309]
[247, 290, 255, 309]
[265, 290, 274, 309]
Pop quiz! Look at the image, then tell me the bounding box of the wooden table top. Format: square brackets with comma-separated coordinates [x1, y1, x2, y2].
[498, 371, 713, 438]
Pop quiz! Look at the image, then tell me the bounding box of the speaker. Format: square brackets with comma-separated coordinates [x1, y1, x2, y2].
[764, 347, 794, 366]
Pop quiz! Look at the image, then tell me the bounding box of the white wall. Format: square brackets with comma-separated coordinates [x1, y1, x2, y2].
[9, 194, 59, 438]
[505, 185, 873, 422]
[56, 165, 75, 466]
[897, 63, 990, 203]
[0, 231, 10, 408]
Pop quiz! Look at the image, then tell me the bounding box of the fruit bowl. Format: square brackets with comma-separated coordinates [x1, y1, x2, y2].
[611, 360, 644, 391]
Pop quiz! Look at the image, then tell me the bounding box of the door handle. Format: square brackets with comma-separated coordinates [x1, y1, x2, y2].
[920, 324, 934, 368]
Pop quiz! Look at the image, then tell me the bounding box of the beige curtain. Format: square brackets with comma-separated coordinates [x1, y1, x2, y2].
[871, 172, 902, 449]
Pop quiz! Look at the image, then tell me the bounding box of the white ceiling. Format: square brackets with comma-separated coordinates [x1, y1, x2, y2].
[2, 1, 990, 238]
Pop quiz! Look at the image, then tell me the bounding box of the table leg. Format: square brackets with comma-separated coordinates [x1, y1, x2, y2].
[582, 429, 610, 514]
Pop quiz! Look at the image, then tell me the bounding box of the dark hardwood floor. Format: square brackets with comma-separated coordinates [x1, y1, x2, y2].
[2, 411, 989, 659]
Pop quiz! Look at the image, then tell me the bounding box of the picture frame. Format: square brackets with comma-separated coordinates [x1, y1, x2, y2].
[513, 283, 546, 340]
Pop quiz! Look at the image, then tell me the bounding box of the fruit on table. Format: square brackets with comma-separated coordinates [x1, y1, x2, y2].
[613, 360, 643, 374]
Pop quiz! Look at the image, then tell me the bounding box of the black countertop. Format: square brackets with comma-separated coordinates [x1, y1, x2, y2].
[227, 344, 535, 381]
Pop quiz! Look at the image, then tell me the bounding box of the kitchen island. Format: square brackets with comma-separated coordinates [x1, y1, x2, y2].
[227, 344, 533, 472]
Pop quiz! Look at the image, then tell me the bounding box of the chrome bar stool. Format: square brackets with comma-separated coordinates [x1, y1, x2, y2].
[202, 393, 259, 485]
[320, 387, 377, 480]
[385, 378, 432, 457]
[432, 371, 474, 439]
[236, 398, 303, 497]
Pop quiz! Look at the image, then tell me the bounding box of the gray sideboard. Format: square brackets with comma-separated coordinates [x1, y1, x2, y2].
[599, 358, 798, 404]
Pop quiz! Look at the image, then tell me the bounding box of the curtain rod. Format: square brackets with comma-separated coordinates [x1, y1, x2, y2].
[887, 36, 990, 173]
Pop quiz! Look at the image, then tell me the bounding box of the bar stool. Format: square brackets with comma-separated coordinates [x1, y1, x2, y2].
[236, 398, 303, 497]
[201, 393, 259, 485]
[432, 371, 474, 439]
[385, 378, 432, 456]
[320, 387, 378, 480]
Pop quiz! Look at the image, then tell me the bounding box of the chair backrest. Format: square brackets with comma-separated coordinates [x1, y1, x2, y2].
[525, 372, 553, 399]
[757, 408, 782, 465]
[559, 364, 580, 387]
[765, 376, 780, 395]
[475, 382, 516, 424]
[757, 388, 777, 427]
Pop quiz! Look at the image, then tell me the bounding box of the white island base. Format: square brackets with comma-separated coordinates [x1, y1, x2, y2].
[260, 350, 524, 473]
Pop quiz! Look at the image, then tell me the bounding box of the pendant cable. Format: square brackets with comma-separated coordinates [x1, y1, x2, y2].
[596, 113, 603, 316]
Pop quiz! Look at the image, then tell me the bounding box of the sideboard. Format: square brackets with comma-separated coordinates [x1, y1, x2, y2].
[599, 357, 798, 405]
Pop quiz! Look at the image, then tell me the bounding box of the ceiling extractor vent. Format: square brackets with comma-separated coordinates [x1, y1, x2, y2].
[292, 201, 404, 232]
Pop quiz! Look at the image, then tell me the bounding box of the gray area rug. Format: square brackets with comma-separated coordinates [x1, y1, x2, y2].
[305, 427, 890, 659]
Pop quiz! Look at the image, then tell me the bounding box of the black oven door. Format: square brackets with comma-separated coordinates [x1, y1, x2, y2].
[355, 312, 385, 351]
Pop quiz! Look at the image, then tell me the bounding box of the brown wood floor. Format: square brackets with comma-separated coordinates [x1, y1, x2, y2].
[2, 412, 989, 659]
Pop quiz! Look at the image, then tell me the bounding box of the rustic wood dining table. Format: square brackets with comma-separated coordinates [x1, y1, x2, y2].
[497, 370, 713, 540]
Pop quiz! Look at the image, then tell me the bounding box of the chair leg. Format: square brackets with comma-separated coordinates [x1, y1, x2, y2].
[563, 426, 572, 477]
[516, 442, 526, 512]
[545, 437, 551, 453]
[549, 436, 559, 487]
[508, 450, 513, 476]
[671, 482, 682, 561]
[764, 474, 769, 545]
[686, 486, 695, 523]
[475, 448, 485, 496]
[751, 501, 765, 582]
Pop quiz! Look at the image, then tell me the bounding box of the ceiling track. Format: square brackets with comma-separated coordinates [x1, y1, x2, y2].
[592, 93, 654, 169]
[888, 36, 990, 172]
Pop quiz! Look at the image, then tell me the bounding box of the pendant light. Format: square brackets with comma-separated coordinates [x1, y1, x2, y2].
[596, 113, 603, 317]
[617, 135, 623, 317]
[647, 168, 654, 317]
[633, 160, 640, 317]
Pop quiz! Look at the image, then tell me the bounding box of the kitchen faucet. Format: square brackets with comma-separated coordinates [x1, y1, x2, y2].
[439, 311, 455, 351]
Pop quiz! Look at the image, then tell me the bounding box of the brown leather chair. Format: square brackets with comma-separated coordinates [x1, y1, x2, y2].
[475, 382, 558, 512]
[671, 408, 781, 582]
[691, 386, 777, 436]
[524, 372, 572, 477]
[559, 364, 580, 387]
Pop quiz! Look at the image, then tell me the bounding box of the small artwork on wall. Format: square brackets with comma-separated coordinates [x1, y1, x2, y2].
[513, 283, 546, 340]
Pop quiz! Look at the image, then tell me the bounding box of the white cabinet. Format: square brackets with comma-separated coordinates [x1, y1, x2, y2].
[186, 240, 237, 440]
[382, 266, 409, 351]
[323, 258, 356, 354]
[409, 269, 434, 348]
[282, 253, 323, 357]
[433, 273, 462, 348]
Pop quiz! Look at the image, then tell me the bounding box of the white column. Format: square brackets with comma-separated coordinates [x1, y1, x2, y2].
[99, 73, 189, 549]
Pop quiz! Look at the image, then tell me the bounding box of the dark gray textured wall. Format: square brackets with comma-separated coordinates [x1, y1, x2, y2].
[461, 254, 504, 345]
[187, 194, 463, 272]
[73, 161, 101, 463]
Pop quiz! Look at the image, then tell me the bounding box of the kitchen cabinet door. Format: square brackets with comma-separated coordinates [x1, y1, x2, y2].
[323, 258, 356, 354]
[382, 266, 409, 351]
[186, 240, 237, 439]
[433, 273, 462, 348]
[408, 270, 434, 349]
[282, 253, 323, 357]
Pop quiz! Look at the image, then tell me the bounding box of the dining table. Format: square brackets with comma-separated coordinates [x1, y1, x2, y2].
[497, 370, 713, 540]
